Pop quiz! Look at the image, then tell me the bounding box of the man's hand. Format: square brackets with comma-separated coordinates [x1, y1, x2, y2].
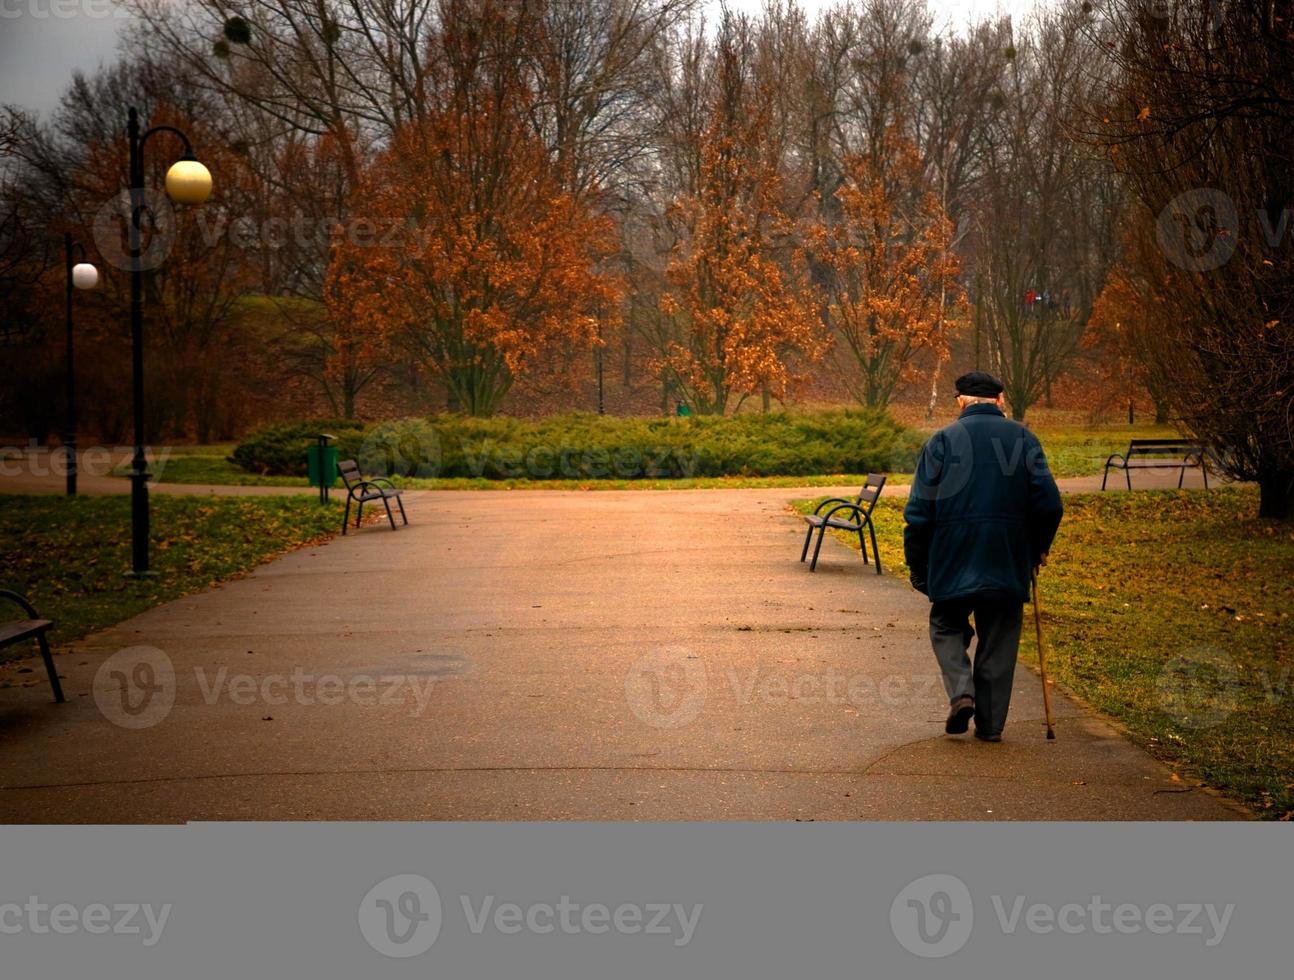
[1033, 552, 1049, 577]
[909, 574, 929, 596]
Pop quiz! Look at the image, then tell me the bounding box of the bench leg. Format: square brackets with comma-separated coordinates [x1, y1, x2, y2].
[800, 524, 813, 563]
[869, 521, 882, 575]
[809, 525, 827, 572]
[1178, 465, 1186, 489]
[356, 500, 364, 528]
[396, 495, 408, 525]
[1125, 467, 1132, 491]
[1101, 465, 1109, 491]
[1202, 463, 1209, 489]
[858, 527, 868, 565]
[37, 632, 65, 704]
[342, 496, 352, 535]
[382, 496, 397, 530]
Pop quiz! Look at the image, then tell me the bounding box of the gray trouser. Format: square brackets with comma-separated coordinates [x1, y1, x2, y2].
[929, 597, 1024, 735]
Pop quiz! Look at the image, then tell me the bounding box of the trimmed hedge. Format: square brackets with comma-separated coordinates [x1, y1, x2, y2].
[227, 419, 366, 476]
[230, 411, 924, 481]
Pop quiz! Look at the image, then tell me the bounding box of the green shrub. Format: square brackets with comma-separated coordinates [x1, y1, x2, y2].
[231, 410, 924, 480]
[227, 419, 365, 476]
[357, 419, 444, 478]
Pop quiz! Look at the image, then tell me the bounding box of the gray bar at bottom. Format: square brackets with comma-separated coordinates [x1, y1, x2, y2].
[0, 823, 1284, 979]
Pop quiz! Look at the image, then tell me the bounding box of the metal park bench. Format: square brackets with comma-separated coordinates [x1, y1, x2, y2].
[0, 589, 65, 703]
[338, 459, 409, 534]
[799, 473, 887, 574]
[1102, 439, 1210, 491]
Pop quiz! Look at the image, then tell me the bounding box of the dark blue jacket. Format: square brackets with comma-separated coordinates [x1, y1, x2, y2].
[903, 403, 1063, 603]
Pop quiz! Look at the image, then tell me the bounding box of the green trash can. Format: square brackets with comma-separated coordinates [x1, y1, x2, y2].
[306, 435, 338, 504]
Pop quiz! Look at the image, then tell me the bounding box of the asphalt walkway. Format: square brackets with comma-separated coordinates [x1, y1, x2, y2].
[0, 480, 1239, 821]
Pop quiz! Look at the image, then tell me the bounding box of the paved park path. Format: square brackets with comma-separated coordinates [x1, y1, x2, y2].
[0, 475, 1241, 821]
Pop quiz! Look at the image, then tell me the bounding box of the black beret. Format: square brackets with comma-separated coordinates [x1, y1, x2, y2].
[955, 371, 1004, 397]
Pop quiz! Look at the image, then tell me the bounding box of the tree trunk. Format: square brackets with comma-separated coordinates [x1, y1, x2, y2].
[1258, 470, 1294, 520]
[196, 405, 212, 445]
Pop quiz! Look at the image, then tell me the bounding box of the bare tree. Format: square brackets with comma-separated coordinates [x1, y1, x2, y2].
[969, 8, 1114, 420]
[1086, 0, 1294, 518]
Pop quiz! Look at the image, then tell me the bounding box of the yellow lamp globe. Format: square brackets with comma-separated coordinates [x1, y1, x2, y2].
[164, 158, 213, 205]
[71, 262, 99, 290]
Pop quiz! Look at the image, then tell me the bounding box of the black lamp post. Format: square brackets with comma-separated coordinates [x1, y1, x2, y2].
[64, 233, 98, 495]
[125, 106, 212, 575]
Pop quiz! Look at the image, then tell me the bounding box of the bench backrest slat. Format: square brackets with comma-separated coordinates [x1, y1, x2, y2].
[853, 473, 887, 514]
[1126, 439, 1204, 458]
[337, 459, 362, 489]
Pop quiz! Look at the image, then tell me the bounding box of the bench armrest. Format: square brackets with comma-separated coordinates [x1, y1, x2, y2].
[346, 480, 385, 497]
[813, 496, 856, 515]
[0, 589, 39, 618]
[1103, 452, 1126, 468]
[820, 502, 868, 524]
[367, 477, 399, 490]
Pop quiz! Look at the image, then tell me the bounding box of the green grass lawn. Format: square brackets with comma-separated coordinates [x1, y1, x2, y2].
[0, 495, 342, 654]
[1026, 422, 1179, 479]
[132, 421, 1175, 489]
[792, 486, 1294, 818]
[119, 451, 312, 487]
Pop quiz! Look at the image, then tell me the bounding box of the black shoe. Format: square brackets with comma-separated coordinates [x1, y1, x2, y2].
[974, 729, 1002, 743]
[945, 696, 975, 735]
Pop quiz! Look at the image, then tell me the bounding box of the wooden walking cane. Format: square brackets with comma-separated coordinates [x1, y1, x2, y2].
[1031, 570, 1057, 740]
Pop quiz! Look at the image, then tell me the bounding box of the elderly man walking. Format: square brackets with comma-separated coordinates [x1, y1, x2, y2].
[903, 372, 1064, 742]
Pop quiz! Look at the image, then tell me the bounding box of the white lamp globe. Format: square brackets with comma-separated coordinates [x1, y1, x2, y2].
[71, 262, 99, 290]
[165, 158, 213, 205]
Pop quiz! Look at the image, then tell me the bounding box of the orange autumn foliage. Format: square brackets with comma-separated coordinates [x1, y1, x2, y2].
[326, 107, 619, 416]
[656, 86, 820, 415]
[1086, 245, 1170, 421]
[810, 139, 961, 408]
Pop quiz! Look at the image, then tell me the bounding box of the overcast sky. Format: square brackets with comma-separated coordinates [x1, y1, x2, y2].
[0, 0, 1044, 117]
